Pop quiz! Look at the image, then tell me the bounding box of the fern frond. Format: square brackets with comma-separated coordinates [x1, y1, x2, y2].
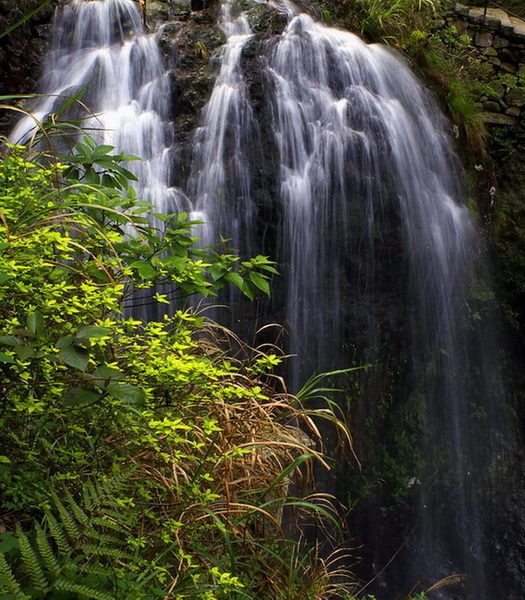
[98, 468, 135, 503]
[63, 488, 90, 526]
[54, 578, 115, 600]
[88, 531, 124, 546]
[90, 517, 127, 534]
[35, 523, 60, 576]
[44, 510, 71, 556]
[0, 552, 27, 600]
[15, 525, 48, 592]
[51, 490, 82, 540]
[78, 563, 115, 578]
[83, 480, 98, 509]
[82, 544, 133, 561]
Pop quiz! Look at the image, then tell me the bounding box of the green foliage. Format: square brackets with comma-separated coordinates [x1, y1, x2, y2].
[404, 23, 488, 148]
[339, 0, 445, 44]
[1, 475, 139, 600]
[345, 592, 428, 600]
[0, 143, 353, 599]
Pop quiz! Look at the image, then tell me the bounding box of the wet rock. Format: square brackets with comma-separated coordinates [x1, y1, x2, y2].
[483, 100, 503, 112]
[494, 36, 510, 48]
[481, 111, 517, 125]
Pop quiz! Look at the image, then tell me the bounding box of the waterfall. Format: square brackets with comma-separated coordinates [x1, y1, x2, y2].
[10, 0, 514, 597]
[266, 11, 506, 599]
[189, 0, 256, 252]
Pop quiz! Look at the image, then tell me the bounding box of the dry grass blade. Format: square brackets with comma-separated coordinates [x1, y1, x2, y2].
[426, 573, 466, 592]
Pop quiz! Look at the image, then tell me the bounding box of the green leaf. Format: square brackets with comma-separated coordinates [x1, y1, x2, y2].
[0, 335, 24, 346]
[91, 366, 125, 389]
[58, 344, 89, 372]
[129, 260, 157, 279]
[63, 388, 102, 406]
[91, 144, 115, 157]
[55, 335, 74, 350]
[0, 352, 15, 364]
[226, 272, 245, 288]
[84, 166, 99, 185]
[75, 326, 112, 339]
[14, 345, 35, 360]
[107, 382, 145, 404]
[27, 311, 44, 336]
[249, 271, 271, 296]
[0, 532, 18, 553]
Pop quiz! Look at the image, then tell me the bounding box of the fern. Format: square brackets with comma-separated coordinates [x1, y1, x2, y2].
[83, 543, 133, 561]
[83, 479, 98, 508]
[15, 524, 49, 592]
[45, 509, 71, 556]
[89, 531, 125, 546]
[35, 523, 60, 576]
[79, 563, 115, 577]
[63, 487, 90, 527]
[54, 578, 116, 600]
[50, 489, 82, 540]
[1, 472, 150, 599]
[90, 516, 128, 534]
[0, 552, 26, 600]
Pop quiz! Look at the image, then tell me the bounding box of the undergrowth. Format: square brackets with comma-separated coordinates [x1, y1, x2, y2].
[0, 141, 357, 599]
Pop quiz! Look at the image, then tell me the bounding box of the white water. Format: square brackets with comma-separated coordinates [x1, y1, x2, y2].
[187, 0, 258, 324]
[10, 0, 186, 217]
[267, 12, 502, 598]
[188, 0, 256, 252]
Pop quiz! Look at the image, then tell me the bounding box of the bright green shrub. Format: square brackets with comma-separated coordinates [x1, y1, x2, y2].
[0, 145, 351, 599]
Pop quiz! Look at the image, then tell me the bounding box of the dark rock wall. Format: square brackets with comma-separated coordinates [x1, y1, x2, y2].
[0, 0, 55, 134]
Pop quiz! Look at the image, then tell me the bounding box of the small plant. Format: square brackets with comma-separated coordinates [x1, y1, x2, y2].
[195, 40, 208, 60]
[320, 9, 334, 25]
[352, 0, 441, 43]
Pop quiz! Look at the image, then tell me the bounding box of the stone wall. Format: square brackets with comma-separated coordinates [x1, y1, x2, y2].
[451, 3, 525, 128]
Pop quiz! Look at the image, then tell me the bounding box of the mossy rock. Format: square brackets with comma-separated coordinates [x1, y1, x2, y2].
[245, 3, 288, 34]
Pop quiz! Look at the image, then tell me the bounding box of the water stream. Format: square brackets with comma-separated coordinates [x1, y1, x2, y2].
[10, 0, 186, 219]
[266, 11, 505, 598]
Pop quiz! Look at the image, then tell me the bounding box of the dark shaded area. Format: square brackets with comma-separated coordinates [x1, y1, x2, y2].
[0, 0, 55, 134]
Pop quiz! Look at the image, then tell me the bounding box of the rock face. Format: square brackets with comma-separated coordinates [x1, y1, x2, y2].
[0, 0, 55, 134]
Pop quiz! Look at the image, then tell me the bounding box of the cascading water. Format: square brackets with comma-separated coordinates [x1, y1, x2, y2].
[189, 0, 256, 252]
[10, 0, 516, 597]
[266, 10, 507, 599]
[10, 0, 186, 219]
[187, 0, 258, 325]
[9, 0, 187, 319]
